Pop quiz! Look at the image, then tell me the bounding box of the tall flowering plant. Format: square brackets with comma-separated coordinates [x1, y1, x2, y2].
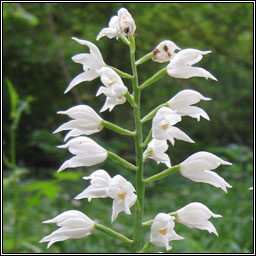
[40, 8, 232, 253]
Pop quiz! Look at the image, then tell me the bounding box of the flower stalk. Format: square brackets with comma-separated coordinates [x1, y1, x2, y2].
[143, 165, 180, 184]
[108, 65, 134, 79]
[139, 67, 167, 90]
[102, 120, 135, 136]
[141, 129, 152, 148]
[95, 223, 133, 244]
[125, 91, 137, 108]
[107, 151, 138, 171]
[136, 52, 153, 66]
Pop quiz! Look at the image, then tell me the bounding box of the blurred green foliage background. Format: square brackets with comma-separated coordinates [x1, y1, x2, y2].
[3, 2, 254, 253]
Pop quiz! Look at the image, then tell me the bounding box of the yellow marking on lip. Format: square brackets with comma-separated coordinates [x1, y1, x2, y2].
[108, 81, 115, 86]
[118, 192, 126, 200]
[158, 228, 167, 235]
[161, 124, 169, 130]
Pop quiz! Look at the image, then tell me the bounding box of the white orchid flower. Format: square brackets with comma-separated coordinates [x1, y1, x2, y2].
[152, 107, 195, 145]
[97, 8, 136, 40]
[167, 48, 217, 80]
[75, 169, 112, 201]
[96, 67, 127, 112]
[97, 16, 120, 40]
[176, 202, 222, 236]
[53, 105, 103, 141]
[152, 40, 181, 63]
[40, 210, 95, 248]
[150, 213, 184, 251]
[65, 37, 105, 93]
[168, 89, 211, 121]
[145, 139, 171, 168]
[180, 151, 232, 193]
[57, 136, 107, 172]
[108, 175, 137, 223]
[75, 170, 137, 223]
[117, 8, 136, 36]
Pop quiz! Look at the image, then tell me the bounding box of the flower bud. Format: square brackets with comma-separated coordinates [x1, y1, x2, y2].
[117, 8, 136, 36]
[152, 40, 180, 63]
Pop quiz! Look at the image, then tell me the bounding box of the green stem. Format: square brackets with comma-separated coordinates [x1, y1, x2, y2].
[95, 223, 133, 244]
[139, 240, 152, 253]
[129, 35, 145, 253]
[102, 120, 135, 136]
[141, 102, 169, 124]
[108, 151, 138, 171]
[108, 65, 134, 79]
[139, 67, 167, 90]
[143, 165, 180, 184]
[135, 52, 153, 66]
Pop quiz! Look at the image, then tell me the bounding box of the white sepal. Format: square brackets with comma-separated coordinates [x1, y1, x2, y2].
[65, 38, 105, 93]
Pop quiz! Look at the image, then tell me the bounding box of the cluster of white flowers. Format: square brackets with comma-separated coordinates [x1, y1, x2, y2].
[40, 7, 233, 253]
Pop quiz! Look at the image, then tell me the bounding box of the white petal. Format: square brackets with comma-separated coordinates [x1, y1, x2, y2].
[176, 106, 210, 121]
[170, 49, 212, 67]
[97, 27, 118, 40]
[182, 151, 232, 169]
[168, 89, 211, 109]
[180, 168, 232, 193]
[42, 210, 93, 225]
[167, 126, 195, 145]
[57, 151, 107, 172]
[111, 198, 125, 223]
[75, 185, 109, 200]
[72, 37, 105, 66]
[65, 70, 99, 93]
[167, 66, 217, 81]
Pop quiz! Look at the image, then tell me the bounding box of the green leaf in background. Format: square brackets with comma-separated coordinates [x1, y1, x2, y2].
[6, 78, 19, 119]
[53, 171, 83, 181]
